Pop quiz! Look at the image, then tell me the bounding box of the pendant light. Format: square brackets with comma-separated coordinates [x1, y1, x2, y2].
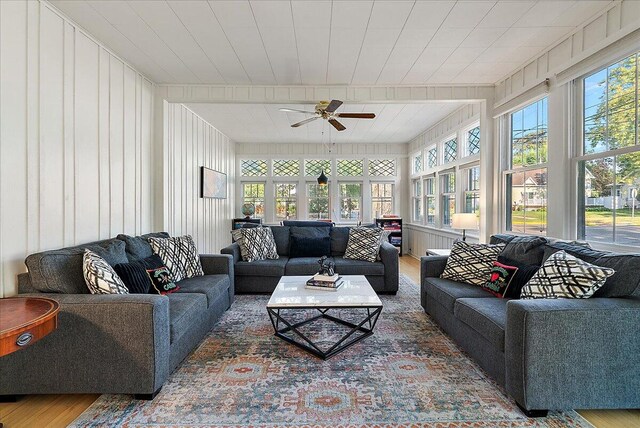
[317, 169, 328, 186]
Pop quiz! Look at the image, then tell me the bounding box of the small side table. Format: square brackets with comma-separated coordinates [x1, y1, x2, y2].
[425, 249, 451, 256]
[0, 297, 60, 357]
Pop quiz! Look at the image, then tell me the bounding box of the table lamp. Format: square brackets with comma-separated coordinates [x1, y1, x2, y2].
[451, 213, 478, 241]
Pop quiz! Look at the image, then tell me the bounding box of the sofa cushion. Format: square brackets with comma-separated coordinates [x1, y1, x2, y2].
[167, 293, 207, 344]
[289, 226, 331, 258]
[240, 227, 279, 262]
[82, 250, 129, 295]
[424, 277, 493, 312]
[331, 227, 350, 256]
[236, 257, 288, 277]
[543, 242, 640, 297]
[490, 234, 548, 266]
[454, 297, 509, 350]
[285, 257, 331, 276]
[441, 241, 505, 286]
[333, 257, 384, 276]
[149, 235, 204, 281]
[175, 274, 230, 307]
[25, 239, 128, 294]
[344, 227, 384, 262]
[116, 232, 170, 262]
[283, 220, 333, 227]
[270, 226, 290, 256]
[497, 256, 540, 298]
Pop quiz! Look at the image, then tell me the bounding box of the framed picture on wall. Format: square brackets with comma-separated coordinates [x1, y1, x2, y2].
[200, 167, 227, 199]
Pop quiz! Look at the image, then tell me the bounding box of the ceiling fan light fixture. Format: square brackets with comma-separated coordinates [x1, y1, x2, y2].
[317, 169, 328, 186]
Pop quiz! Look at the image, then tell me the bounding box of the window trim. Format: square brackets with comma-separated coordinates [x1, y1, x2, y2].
[371, 182, 394, 219]
[306, 182, 331, 221]
[241, 181, 266, 219]
[274, 182, 298, 220]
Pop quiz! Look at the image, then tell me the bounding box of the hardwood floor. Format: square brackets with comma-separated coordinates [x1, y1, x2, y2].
[0, 256, 637, 428]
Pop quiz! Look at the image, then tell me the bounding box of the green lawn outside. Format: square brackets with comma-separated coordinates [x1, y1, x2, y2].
[511, 208, 640, 227]
[510, 210, 546, 226]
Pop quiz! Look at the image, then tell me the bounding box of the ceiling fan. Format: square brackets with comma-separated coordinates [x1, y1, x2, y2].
[279, 100, 375, 131]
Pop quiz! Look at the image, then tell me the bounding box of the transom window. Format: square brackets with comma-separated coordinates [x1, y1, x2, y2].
[241, 159, 267, 177]
[413, 152, 423, 174]
[443, 138, 457, 163]
[275, 183, 297, 220]
[371, 183, 394, 218]
[339, 183, 362, 221]
[467, 126, 480, 156]
[427, 147, 437, 169]
[242, 183, 265, 218]
[337, 159, 364, 176]
[273, 159, 300, 176]
[440, 173, 456, 226]
[305, 159, 331, 176]
[369, 159, 396, 176]
[307, 183, 330, 220]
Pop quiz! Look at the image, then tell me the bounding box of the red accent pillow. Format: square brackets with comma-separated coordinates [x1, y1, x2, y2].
[482, 261, 518, 298]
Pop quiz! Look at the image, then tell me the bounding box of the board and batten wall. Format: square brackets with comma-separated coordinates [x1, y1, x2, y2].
[163, 103, 235, 255]
[0, 0, 155, 297]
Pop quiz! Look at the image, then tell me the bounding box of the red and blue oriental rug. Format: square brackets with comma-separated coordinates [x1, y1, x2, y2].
[70, 275, 591, 427]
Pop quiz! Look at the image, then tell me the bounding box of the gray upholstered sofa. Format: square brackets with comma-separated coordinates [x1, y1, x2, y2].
[0, 233, 234, 400]
[221, 225, 399, 294]
[421, 234, 640, 416]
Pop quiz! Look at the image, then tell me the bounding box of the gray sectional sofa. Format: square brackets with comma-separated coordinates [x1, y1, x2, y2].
[0, 233, 234, 399]
[421, 234, 640, 415]
[221, 225, 399, 294]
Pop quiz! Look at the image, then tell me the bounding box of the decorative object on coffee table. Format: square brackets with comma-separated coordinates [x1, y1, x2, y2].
[317, 255, 335, 276]
[0, 297, 59, 357]
[267, 275, 382, 360]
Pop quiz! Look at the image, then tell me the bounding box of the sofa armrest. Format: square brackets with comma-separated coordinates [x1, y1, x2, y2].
[379, 241, 399, 293]
[200, 254, 234, 304]
[221, 243, 241, 264]
[0, 293, 170, 396]
[420, 255, 448, 279]
[505, 297, 640, 411]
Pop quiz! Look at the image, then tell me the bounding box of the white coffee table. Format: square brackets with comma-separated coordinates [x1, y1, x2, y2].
[266, 275, 383, 360]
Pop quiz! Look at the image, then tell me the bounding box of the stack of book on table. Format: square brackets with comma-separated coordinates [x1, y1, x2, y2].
[305, 273, 343, 291]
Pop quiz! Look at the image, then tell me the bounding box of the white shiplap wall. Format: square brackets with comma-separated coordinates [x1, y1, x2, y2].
[0, 1, 155, 297]
[164, 103, 235, 255]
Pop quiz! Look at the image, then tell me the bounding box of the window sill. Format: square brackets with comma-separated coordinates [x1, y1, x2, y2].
[406, 223, 479, 240]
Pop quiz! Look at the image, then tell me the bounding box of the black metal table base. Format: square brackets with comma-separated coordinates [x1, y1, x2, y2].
[267, 306, 382, 360]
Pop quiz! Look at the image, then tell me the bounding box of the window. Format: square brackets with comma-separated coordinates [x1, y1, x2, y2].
[273, 160, 300, 176]
[427, 147, 437, 169]
[506, 97, 548, 235]
[307, 183, 330, 220]
[369, 159, 395, 176]
[412, 179, 423, 222]
[275, 183, 297, 220]
[242, 183, 265, 218]
[339, 183, 362, 221]
[441, 173, 456, 226]
[305, 159, 331, 176]
[241, 159, 267, 177]
[371, 183, 394, 218]
[337, 159, 364, 176]
[465, 166, 480, 213]
[413, 152, 423, 174]
[578, 51, 640, 246]
[443, 138, 457, 163]
[467, 126, 480, 156]
[424, 178, 436, 224]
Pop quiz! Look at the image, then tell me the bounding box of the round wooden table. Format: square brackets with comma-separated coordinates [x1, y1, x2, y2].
[0, 297, 60, 357]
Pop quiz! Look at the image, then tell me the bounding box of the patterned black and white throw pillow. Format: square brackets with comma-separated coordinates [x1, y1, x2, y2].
[441, 240, 506, 286]
[83, 249, 129, 295]
[521, 250, 615, 299]
[240, 227, 279, 262]
[231, 229, 252, 261]
[344, 227, 384, 262]
[149, 235, 204, 282]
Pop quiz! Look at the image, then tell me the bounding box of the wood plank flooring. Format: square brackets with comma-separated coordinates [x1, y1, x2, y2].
[0, 256, 637, 428]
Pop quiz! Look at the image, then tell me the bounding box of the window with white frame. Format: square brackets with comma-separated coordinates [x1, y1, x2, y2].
[305, 159, 331, 176]
[464, 166, 480, 213]
[242, 183, 265, 218]
[241, 160, 267, 177]
[273, 159, 300, 176]
[307, 183, 330, 220]
[578, 51, 640, 246]
[337, 159, 364, 176]
[339, 183, 362, 221]
[275, 183, 297, 220]
[443, 138, 457, 163]
[440, 172, 456, 226]
[424, 177, 436, 224]
[369, 159, 396, 176]
[466, 126, 480, 156]
[413, 152, 423, 174]
[371, 183, 394, 218]
[412, 179, 423, 222]
[505, 97, 548, 235]
[427, 146, 437, 169]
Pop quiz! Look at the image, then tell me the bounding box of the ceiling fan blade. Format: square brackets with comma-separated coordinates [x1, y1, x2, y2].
[336, 113, 376, 119]
[328, 119, 346, 131]
[291, 116, 320, 128]
[279, 108, 316, 114]
[325, 99, 343, 113]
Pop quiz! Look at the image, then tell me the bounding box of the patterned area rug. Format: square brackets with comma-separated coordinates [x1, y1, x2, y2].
[70, 275, 591, 427]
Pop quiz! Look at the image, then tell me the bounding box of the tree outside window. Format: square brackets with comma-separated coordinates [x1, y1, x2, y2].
[275, 183, 297, 220]
[412, 179, 423, 222]
[242, 183, 265, 219]
[339, 183, 362, 221]
[465, 166, 480, 213]
[441, 173, 456, 226]
[371, 183, 394, 219]
[307, 183, 330, 220]
[424, 178, 436, 224]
